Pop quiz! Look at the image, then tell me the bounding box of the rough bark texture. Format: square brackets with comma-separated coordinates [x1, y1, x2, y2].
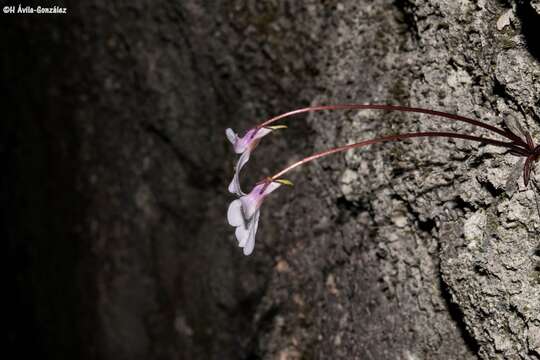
[3, 0, 539, 359]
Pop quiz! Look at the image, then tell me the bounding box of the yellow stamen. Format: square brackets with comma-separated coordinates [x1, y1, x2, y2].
[275, 179, 294, 186]
[267, 125, 288, 130]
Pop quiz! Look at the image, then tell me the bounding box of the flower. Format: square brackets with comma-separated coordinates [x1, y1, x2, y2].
[226, 127, 273, 154]
[226, 127, 273, 195]
[227, 181, 282, 255]
[227, 150, 251, 195]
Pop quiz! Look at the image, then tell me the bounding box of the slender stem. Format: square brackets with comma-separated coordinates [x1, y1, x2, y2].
[270, 131, 519, 180]
[258, 104, 525, 145]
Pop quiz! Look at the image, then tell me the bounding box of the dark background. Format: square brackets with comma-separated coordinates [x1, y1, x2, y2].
[2, 1, 318, 359]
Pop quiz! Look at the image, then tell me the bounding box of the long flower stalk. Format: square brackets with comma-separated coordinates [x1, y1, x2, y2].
[257, 104, 526, 146]
[269, 131, 524, 181]
[228, 105, 539, 255]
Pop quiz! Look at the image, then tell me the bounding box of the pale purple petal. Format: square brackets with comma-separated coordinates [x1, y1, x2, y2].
[252, 127, 272, 140]
[233, 137, 249, 154]
[227, 199, 244, 227]
[228, 174, 241, 195]
[228, 150, 250, 195]
[243, 210, 260, 256]
[225, 128, 237, 145]
[240, 192, 260, 220]
[232, 127, 273, 154]
[240, 182, 282, 220]
[235, 224, 249, 247]
[227, 180, 283, 256]
[261, 181, 281, 196]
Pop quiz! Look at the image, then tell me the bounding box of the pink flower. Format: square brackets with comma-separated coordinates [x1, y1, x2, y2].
[227, 181, 282, 255]
[226, 127, 273, 195]
[226, 127, 273, 154]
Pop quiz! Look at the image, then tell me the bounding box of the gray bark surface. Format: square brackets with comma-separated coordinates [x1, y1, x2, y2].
[3, 0, 539, 359]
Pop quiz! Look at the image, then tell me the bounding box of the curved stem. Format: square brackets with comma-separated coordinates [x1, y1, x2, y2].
[258, 104, 525, 145]
[270, 131, 519, 180]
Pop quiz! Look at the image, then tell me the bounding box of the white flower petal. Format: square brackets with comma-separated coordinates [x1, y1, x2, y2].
[234, 142, 247, 154]
[228, 175, 241, 195]
[262, 181, 281, 196]
[253, 127, 272, 140]
[235, 224, 249, 247]
[227, 199, 244, 227]
[240, 193, 259, 220]
[226, 128, 237, 145]
[239, 181, 281, 220]
[236, 150, 250, 172]
[243, 210, 260, 256]
[228, 151, 250, 195]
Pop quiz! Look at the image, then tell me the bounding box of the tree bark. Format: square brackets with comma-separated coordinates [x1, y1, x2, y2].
[3, 0, 539, 359]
